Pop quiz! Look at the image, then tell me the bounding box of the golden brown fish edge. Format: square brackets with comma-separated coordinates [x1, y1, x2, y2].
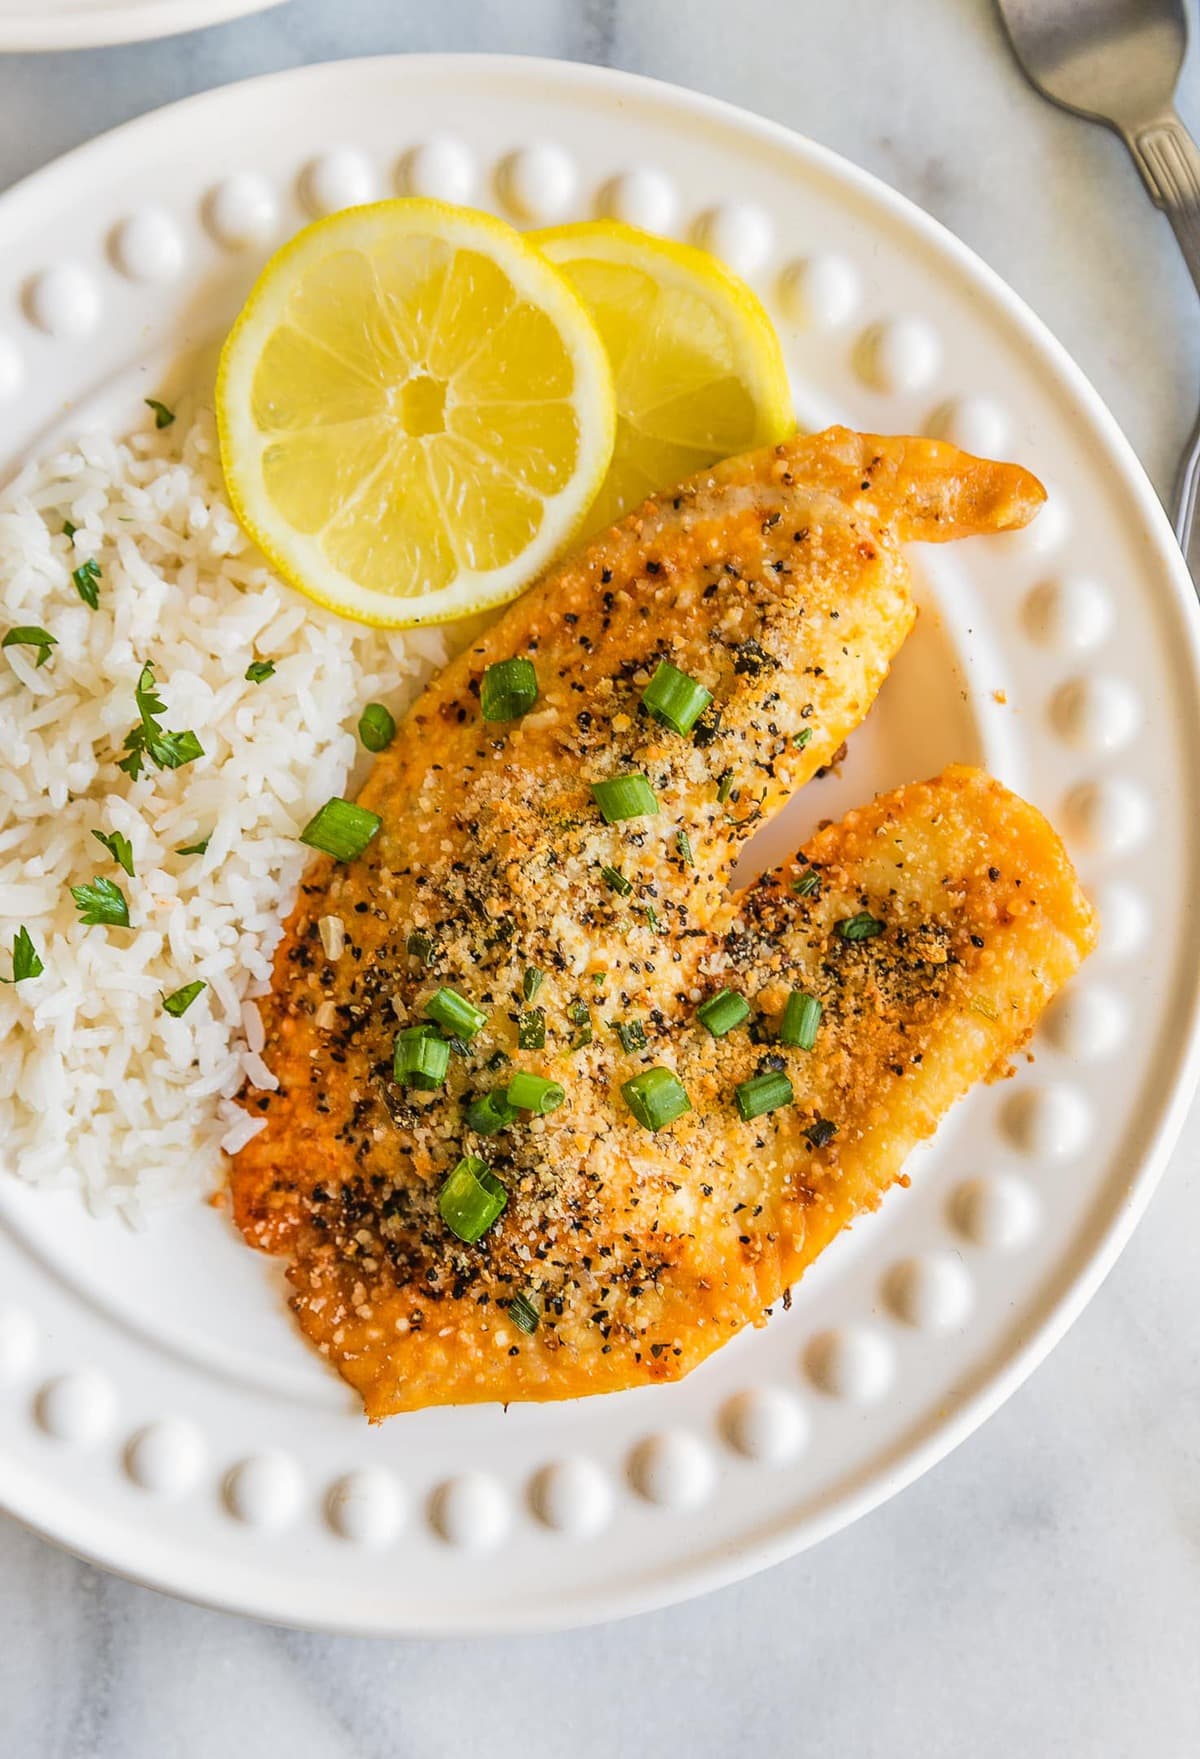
[247, 764, 1096, 1420]
[226, 429, 1052, 1417]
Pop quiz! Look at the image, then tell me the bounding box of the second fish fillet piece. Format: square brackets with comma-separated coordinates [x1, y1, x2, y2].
[231, 427, 1051, 1416]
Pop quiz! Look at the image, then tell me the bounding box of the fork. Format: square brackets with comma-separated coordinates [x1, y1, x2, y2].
[995, 0, 1200, 580]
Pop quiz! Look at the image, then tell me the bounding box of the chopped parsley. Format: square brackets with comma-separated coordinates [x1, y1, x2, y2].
[244, 659, 275, 685]
[175, 836, 210, 856]
[162, 980, 206, 1017]
[837, 911, 884, 942]
[91, 827, 135, 876]
[3, 625, 57, 668]
[70, 875, 129, 928]
[517, 1008, 546, 1050]
[117, 662, 204, 781]
[792, 871, 820, 898]
[523, 966, 544, 1003]
[72, 558, 102, 609]
[145, 399, 176, 429]
[0, 926, 43, 984]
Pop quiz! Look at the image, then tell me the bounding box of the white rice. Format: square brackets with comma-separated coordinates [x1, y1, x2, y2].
[0, 401, 448, 1220]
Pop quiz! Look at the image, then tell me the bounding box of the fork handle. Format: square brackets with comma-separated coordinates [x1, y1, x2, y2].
[1126, 110, 1200, 296]
[1125, 111, 1200, 557]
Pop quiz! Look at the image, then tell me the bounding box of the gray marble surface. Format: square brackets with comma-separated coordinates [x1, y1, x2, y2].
[2, 3, 1199, 1755]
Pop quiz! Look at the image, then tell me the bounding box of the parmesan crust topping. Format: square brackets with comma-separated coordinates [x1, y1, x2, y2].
[229, 428, 1087, 1419]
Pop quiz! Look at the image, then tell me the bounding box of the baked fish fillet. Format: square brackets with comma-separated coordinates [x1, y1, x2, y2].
[231, 428, 1070, 1417]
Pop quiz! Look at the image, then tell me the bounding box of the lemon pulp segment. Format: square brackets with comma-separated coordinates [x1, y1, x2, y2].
[217, 200, 616, 627]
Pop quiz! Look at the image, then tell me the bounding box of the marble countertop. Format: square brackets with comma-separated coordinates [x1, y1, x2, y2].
[2, 3, 1199, 1755]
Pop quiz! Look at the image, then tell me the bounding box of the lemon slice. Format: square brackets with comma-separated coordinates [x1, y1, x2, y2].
[217, 199, 616, 627]
[533, 220, 794, 533]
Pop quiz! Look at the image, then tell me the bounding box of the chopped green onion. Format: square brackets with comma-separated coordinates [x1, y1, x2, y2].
[176, 836, 210, 856]
[793, 728, 813, 750]
[481, 656, 538, 722]
[599, 864, 633, 896]
[3, 625, 57, 668]
[299, 797, 381, 862]
[0, 926, 43, 985]
[642, 905, 659, 932]
[792, 871, 820, 898]
[91, 828, 134, 876]
[145, 398, 175, 429]
[425, 985, 488, 1039]
[641, 660, 713, 736]
[591, 773, 659, 823]
[610, 1018, 647, 1053]
[716, 769, 734, 804]
[805, 1115, 838, 1150]
[568, 999, 592, 1051]
[439, 1155, 507, 1244]
[838, 911, 884, 942]
[72, 558, 102, 609]
[676, 829, 694, 867]
[245, 659, 275, 684]
[622, 1066, 691, 1132]
[506, 1071, 565, 1114]
[394, 1024, 450, 1090]
[465, 1089, 521, 1135]
[518, 1007, 546, 1050]
[70, 875, 129, 928]
[696, 989, 750, 1038]
[522, 966, 544, 1003]
[781, 991, 822, 1051]
[734, 1070, 794, 1121]
[359, 701, 396, 752]
[406, 929, 435, 964]
[507, 1291, 540, 1335]
[162, 980, 206, 1017]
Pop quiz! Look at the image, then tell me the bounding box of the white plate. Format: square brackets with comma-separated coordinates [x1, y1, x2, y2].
[0, 0, 285, 52]
[2, 55, 1199, 1635]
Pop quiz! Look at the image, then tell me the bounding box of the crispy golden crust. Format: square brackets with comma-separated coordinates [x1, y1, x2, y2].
[749, 765, 1097, 1291]
[230, 429, 1059, 1418]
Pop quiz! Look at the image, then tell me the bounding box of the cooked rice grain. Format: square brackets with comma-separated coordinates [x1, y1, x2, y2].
[0, 403, 447, 1219]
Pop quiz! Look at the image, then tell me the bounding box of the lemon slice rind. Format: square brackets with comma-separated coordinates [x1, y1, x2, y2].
[532, 219, 794, 533]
